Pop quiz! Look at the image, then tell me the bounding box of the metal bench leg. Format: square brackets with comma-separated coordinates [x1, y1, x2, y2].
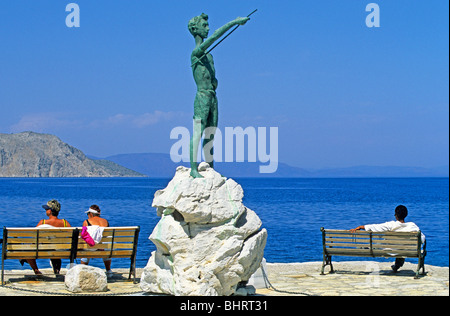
[321, 254, 334, 275]
[1, 259, 4, 285]
[415, 256, 426, 279]
[415, 261, 421, 279]
[414, 267, 420, 279]
[1, 231, 6, 285]
[129, 228, 139, 284]
[421, 256, 426, 275]
[129, 251, 137, 283]
[128, 261, 136, 283]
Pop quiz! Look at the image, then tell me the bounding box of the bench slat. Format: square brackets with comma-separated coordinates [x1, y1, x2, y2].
[376, 238, 419, 244]
[325, 235, 417, 241]
[325, 241, 418, 249]
[76, 243, 134, 250]
[101, 231, 137, 238]
[105, 237, 135, 243]
[7, 238, 73, 244]
[323, 229, 419, 236]
[372, 244, 418, 250]
[77, 236, 135, 243]
[76, 250, 133, 258]
[325, 248, 419, 257]
[372, 250, 419, 257]
[5, 251, 72, 259]
[7, 231, 74, 238]
[325, 243, 371, 248]
[7, 244, 73, 251]
[325, 238, 419, 246]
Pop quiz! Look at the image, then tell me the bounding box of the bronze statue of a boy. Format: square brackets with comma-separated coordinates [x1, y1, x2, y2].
[188, 13, 250, 178]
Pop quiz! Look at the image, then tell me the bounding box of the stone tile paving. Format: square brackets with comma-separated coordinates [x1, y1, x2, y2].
[257, 261, 449, 296]
[0, 261, 448, 296]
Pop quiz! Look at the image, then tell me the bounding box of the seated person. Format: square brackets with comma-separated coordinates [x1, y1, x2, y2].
[80, 205, 113, 276]
[350, 205, 425, 272]
[21, 199, 71, 275]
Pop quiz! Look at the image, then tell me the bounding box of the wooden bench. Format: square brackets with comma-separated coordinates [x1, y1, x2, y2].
[320, 228, 426, 279]
[1, 226, 140, 285]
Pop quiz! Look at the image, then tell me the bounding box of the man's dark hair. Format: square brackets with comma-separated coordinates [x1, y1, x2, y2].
[395, 205, 408, 220]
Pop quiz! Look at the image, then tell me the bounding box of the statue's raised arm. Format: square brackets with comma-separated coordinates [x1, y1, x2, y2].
[192, 17, 250, 56]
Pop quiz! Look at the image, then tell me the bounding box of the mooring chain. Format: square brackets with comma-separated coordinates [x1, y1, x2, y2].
[259, 263, 318, 296]
[0, 283, 145, 296]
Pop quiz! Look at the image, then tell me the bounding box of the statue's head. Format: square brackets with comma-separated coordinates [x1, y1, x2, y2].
[188, 13, 209, 38]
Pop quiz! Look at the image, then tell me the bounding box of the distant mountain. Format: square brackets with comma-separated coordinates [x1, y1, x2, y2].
[98, 152, 449, 178]
[97, 153, 311, 178]
[0, 132, 144, 177]
[102, 153, 189, 178]
[309, 165, 449, 178]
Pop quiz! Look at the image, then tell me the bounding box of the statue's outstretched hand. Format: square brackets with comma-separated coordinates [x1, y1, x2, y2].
[236, 17, 250, 25]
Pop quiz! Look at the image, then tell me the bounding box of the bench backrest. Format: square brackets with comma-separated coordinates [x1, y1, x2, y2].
[2, 226, 139, 261]
[76, 227, 140, 260]
[321, 228, 422, 258]
[3, 227, 78, 260]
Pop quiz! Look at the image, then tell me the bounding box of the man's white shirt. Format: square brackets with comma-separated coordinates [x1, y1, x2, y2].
[364, 220, 425, 243]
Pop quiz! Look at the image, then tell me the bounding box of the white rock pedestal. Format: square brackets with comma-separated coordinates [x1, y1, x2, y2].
[140, 163, 267, 296]
[65, 265, 108, 293]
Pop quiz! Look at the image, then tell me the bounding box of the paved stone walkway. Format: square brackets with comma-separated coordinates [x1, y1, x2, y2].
[0, 268, 144, 296]
[0, 261, 448, 296]
[257, 261, 449, 296]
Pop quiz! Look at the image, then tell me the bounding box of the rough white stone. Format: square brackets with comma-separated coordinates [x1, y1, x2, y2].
[140, 163, 267, 296]
[247, 258, 268, 289]
[65, 265, 108, 293]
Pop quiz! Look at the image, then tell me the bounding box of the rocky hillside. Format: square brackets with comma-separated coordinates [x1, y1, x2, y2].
[0, 132, 144, 177]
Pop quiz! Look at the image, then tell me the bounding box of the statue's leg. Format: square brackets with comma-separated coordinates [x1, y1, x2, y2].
[190, 92, 210, 178]
[202, 130, 214, 168]
[190, 117, 205, 178]
[203, 99, 218, 169]
[204, 95, 218, 169]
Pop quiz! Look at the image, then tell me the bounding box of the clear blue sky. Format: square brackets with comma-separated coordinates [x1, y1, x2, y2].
[0, 0, 448, 169]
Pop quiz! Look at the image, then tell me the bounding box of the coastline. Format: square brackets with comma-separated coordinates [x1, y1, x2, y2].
[1, 261, 448, 296]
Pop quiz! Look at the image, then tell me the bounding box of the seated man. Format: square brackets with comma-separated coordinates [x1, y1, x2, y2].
[350, 205, 425, 272]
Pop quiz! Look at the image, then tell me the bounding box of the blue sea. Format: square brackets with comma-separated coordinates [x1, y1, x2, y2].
[0, 177, 448, 271]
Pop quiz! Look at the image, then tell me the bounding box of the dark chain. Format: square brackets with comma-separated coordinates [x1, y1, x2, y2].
[259, 264, 318, 296]
[0, 283, 145, 296]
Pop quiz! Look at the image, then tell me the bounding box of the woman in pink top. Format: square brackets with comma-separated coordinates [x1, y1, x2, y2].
[80, 205, 112, 276]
